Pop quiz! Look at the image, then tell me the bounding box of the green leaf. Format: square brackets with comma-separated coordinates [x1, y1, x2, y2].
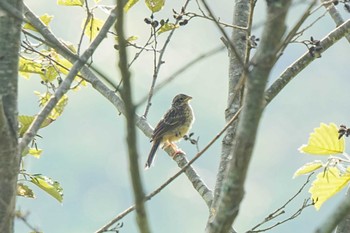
[18, 115, 53, 137]
[124, 0, 140, 12]
[158, 22, 178, 35]
[145, 0, 165, 12]
[23, 14, 54, 31]
[310, 167, 350, 210]
[57, 0, 84, 6]
[83, 17, 105, 41]
[299, 123, 345, 155]
[30, 175, 63, 203]
[17, 183, 35, 199]
[293, 160, 323, 178]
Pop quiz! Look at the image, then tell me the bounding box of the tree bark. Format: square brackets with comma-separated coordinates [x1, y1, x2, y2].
[0, 0, 22, 232]
[206, 1, 291, 232]
[211, 0, 250, 217]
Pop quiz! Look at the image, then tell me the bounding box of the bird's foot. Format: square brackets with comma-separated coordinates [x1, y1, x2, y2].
[172, 148, 185, 157]
[162, 142, 184, 157]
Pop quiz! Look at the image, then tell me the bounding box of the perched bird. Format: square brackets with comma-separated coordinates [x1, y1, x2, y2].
[145, 94, 195, 169]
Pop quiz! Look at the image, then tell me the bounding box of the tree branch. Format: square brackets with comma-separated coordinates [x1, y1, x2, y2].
[115, 0, 151, 232]
[0, 0, 22, 232]
[206, 1, 292, 232]
[322, 0, 350, 43]
[211, 0, 252, 225]
[265, 19, 350, 105]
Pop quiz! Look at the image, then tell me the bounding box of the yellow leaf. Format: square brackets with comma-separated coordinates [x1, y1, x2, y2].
[23, 14, 53, 31]
[158, 22, 178, 35]
[18, 115, 53, 137]
[57, 0, 84, 6]
[61, 40, 77, 54]
[40, 65, 60, 82]
[50, 94, 68, 120]
[18, 57, 44, 78]
[83, 17, 105, 41]
[145, 0, 165, 12]
[127, 35, 138, 42]
[124, 0, 140, 12]
[299, 123, 345, 155]
[28, 148, 43, 158]
[34, 92, 68, 120]
[17, 183, 35, 199]
[293, 160, 323, 178]
[30, 175, 63, 203]
[310, 167, 350, 210]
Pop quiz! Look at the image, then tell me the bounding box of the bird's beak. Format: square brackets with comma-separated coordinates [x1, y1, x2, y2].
[186, 96, 192, 102]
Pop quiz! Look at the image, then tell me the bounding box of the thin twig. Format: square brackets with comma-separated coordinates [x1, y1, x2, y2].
[142, 0, 192, 118]
[200, 0, 245, 68]
[248, 173, 314, 232]
[77, 0, 91, 55]
[137, 45, 225, 106]
[185, 12, 247, 30]
[277, 0, 318, 56]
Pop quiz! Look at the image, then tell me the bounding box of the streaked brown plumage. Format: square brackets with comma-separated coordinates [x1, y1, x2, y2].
[145, 94, 194, 169]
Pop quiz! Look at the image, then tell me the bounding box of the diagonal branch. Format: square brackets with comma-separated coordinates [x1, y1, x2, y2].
[322, 0, 350, 43]
[265, 19, 350, 105]
[18, 5, 119, 154]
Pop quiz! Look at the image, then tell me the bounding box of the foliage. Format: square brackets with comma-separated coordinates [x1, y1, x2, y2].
[295, 123, 350, 210]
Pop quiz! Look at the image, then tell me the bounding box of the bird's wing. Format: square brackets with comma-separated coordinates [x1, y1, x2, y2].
[152, 107, 186, 139]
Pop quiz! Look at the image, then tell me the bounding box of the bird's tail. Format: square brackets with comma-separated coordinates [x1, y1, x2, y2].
[145, 139, 161, 169]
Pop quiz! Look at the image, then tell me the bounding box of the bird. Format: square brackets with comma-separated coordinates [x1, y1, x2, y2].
[145, 94, 195, 169]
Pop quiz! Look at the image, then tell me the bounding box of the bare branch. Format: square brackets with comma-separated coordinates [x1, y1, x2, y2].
[248, 173, 314, 232]
[265, 19, 350, 105]
[322, 0, 350, 43]
[137, 45, 225, 106]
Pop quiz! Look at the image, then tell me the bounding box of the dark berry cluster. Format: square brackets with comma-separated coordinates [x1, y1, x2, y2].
[173, 8, 189, 26]
[338, 125, 350, 139]
[248, 35, 260, 48]
[304, 36, 322, 58]
[144, 14, 168, 28]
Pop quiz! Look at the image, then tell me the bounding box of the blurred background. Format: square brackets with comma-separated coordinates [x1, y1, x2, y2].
[16, 0, 350, 232]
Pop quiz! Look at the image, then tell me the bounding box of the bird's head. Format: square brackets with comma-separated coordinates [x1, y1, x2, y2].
[172, 94, 192, 107]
